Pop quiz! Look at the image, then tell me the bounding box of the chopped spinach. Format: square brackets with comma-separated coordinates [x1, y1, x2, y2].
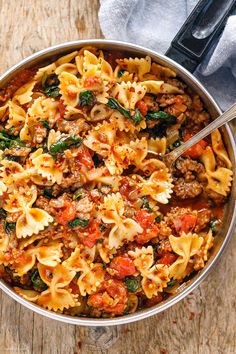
[49, 135, 82, 155]
[31, 269, 48, 292]
[209, 219, 220, 235]
[96, 238, 104, 244]
[131, 109, 145, 125]
[43, 188, 53, 199]
[79, 90, 96, 107]
[155, 216, 162, 223]
[100, 224, 106, 232]
[39, 120, 51, 130]
[167, 277, 175, 287]
[0, 208, 7, 219]
[4, 221, 16, 234]
[68, 217, 89, 228]
[107, 98, 145, 126]
[74, 192, 82, 200]
[43, 73, 61, 98]
[118, 70, 125, 77]
[146, 110, 177, 124]
[3, 154, 21, 162]
[169, 139, 181, 151]
[125, 276, 140, 293]
[0, 132, 25, 150]
[107, 97, 130, 119]
[141, 196, 152, 211]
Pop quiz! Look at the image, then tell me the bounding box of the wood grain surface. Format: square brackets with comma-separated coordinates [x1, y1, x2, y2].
[0, 1, 235, 353]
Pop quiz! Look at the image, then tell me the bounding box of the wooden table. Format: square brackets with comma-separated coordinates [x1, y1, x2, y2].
[0, 1, 235, 353]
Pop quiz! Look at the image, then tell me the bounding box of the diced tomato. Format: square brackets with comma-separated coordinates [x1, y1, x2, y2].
[135, 210, 159, 244]
[83, 76, 101, 88]
[135, 210, 155, 229]
[88, 279, 128, 314]
[82, 219, 101, 248]
[55, 201, 76, 225]
[119, 178, 130, 198]
[157, 252, 177, 265]
[183, 133, 208, 159]
[173, 213, 197, 235]
[76, 146, 94, 169]
[109, 256, 136, 279]
[136, 100, 148, 116]
[58, 99, 66, 119]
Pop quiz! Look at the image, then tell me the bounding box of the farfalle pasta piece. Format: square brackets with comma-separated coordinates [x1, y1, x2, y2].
[110, 111, 146, 133]
[30, 148, 63, 184]
[111, 81, 147, 110]
[0, 102, 9, 119]
[0, 232, 9, 265]
[129, 246, 170, 298]
[55, 51, 78, 66]
[105, 137, 147, 175]
[141, 80, 183, 94]
[6, 101, 26, 130]
[97, 240, 116, 263]
[89, 103, 113, 122]
[0, 160, 29, 186]
[63, 245, 96, 271]
[0, 180, 7, 196]
[101, 193, 143, 249]
[116, 56, 151, 80]
[114, 65, 134, 82]
[34, 63, 57, 81]
[200, 146, 232, 196]
[211, 129, 232, 169]
[59, 72, 81, 106]
[193, 230, 214, 271]
[129, 246, 154, 272]
[14, 287, 40, 301]
[55, 63, 78, 76]
[83, 120, 116, 157]
[37, 264, 76, 311]
[140, 169, 173, 204]
[147, 137, 167, 155]
[77, 263, 105, 296]
[169, 232, 203, 280]
[16, 206, 53, 239]
[5, 183, 54, 239]
[13, 81, 36, 105]
[76, 50, 113, 80]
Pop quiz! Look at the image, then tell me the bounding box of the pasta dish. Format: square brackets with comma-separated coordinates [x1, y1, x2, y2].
[0, 47, 232, 317]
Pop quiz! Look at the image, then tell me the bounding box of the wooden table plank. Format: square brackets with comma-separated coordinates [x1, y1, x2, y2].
[0, 1, 235, 353]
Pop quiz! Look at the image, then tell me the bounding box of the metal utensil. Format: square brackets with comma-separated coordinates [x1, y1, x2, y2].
[152, 102, 236, 169]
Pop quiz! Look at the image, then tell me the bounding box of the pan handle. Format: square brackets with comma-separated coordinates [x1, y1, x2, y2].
[165, 0, 236, 72]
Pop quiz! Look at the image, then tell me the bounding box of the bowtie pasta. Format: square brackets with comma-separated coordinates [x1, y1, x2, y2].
[0, 47, 232, 318]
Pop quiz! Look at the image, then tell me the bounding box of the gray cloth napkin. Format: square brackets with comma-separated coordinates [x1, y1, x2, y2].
[99, 0, 236, 111]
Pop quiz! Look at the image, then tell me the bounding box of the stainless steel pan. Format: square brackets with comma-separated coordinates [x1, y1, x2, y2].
[0, 1, 236, 326]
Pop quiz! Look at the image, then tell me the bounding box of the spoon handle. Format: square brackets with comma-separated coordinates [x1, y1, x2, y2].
[168, 102, 236, 161]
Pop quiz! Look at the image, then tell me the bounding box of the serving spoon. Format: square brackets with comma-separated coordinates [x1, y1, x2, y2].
[149, 102, 236, 169]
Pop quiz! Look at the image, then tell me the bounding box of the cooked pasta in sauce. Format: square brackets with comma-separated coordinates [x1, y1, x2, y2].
[0, 47, 233, 317]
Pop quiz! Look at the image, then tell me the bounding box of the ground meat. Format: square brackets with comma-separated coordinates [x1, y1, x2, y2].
[166, 78, 187, 91]
[76, 195, 94, 213]
[194, 209, 211, 232]
[158, 221, 172, 239]
[175, 157, 205, 175]
[143, 94, 159, 111]
[158, 238, 172, 253]
[4, 147, 31, 157]
[174, 178, 203, 199]
[36, 196, 57, 215]
[34, 125, 47, 144]
[206, 189, 226, 205]
[56, 118, 90, 136]
[186, 110, 210, 132]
